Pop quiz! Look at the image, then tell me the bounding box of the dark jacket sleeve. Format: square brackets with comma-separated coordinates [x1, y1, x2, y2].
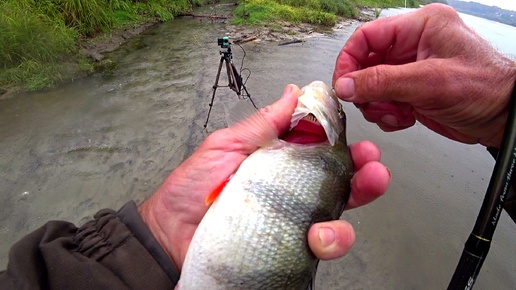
[0, 201, 179, 290]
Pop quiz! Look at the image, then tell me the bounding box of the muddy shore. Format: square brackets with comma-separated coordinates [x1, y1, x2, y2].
[79, 8, 374, 63]
[80, 21, 161, 62]
[0, 7, 374, 99]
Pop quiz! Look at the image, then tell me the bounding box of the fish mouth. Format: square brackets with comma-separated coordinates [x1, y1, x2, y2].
[281, 114, 328, 144]
[281, 81, 344, 146]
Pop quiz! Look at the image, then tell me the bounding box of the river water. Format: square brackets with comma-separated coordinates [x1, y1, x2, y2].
[1, 4, 515, 289]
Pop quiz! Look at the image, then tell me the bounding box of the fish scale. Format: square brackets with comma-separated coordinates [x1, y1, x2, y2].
[179, 142, 352, 289]
[178, 81, 353, 289]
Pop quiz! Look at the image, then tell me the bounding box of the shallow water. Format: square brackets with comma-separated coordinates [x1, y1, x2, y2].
[1, 4, 516, 289]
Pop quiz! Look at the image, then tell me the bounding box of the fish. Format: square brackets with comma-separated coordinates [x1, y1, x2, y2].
[177, 81, 354, 289]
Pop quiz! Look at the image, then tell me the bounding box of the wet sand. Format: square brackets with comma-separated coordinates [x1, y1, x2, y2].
[1, 4, 515, 289]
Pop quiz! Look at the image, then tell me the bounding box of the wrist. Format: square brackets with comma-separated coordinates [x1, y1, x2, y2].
[118, 201, 180, 284]
[481, 60, 516, 148]
[138, 195, 182, 271]
[137, 173, 203, 272]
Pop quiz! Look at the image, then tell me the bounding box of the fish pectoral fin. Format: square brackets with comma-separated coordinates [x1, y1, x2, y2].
[226, 100, 279, 148]
[205, 177, 231, 205]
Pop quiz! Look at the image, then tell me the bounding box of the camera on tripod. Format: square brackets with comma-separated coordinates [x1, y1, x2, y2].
[217, 36, 230, 48]
[204, 35, 257, 128]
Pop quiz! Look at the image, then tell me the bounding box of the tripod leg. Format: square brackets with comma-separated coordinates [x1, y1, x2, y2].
[226, 58, 241, 95]
[227, 58, 256, 109]
[204, 57, 224, 128]
[231, 63, 243, 94]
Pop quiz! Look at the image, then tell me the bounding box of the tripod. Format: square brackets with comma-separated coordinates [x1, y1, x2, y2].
[204, 43, 257, 128]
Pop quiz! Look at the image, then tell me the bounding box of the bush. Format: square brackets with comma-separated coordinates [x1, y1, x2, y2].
[55, 0, 113, 35]
[0, 2, 75, 66]
[0, 0, 200, 90]
[0, 1, 76, 90]
[234, 0, 337, 26]
[334, 0, 357, 17]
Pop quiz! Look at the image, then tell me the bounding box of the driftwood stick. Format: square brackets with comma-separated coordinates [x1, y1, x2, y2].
[278, 39, 303, 46]
[234, 36, 257, 44]
[179, 12, 228, 19]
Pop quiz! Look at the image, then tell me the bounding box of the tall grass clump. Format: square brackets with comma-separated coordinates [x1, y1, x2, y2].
[319, 0, 357, 18]
[233, 0, 336, 26]
[0, 0, 207, 91]
[232, 0, 276, 25]
[0, 1, 76, 90]
[351, 0, 421, 8]
[53, 0, 113, 35]
[284, 0, 357, 17]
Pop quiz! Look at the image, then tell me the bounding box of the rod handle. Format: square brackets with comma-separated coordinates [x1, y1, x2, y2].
[447, 235, 490, 290]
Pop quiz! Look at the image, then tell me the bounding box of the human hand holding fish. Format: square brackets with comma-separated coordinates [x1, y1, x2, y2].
[138, 83, 390, 285]
[333, 3, 516, 149]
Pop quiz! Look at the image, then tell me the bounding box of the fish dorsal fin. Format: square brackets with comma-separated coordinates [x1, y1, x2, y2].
[205, 177, 231, 205]
[226, 100, 279, 147]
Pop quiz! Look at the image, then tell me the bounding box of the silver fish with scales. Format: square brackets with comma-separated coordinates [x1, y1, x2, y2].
[178, 81, 354, 289]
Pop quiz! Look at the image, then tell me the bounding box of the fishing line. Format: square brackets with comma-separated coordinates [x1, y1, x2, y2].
[448, 79, 516, 289]
[236, 43, 252, 99]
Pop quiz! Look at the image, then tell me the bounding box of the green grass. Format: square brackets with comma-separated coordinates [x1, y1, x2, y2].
[233, 0, 341, 26]
[0, 0, 444, 91]
[0, 0, 209, 91]
[0, 1, 76, 90]
[56, 0, 113, 35]
[233, 0, 446, 28]
[351, 0, 441, 8]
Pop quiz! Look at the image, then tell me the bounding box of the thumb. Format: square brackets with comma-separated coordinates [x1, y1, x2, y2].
[334, 60, 452, 106]
[259, 84, 301, 136]
[308, 220, 355, 260]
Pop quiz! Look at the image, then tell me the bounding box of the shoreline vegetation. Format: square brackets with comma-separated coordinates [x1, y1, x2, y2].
[0, 0, 444, 95]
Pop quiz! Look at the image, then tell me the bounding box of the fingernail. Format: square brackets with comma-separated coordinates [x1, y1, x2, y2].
[281, 85, 293, 98]
[318, 227, 336, 247]
[335, 78, 355, 100]
[381, 114, 399, 126]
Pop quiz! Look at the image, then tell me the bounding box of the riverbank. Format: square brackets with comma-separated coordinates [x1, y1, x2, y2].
[77, 3, 379, 63]
[226, 8, 378, 43]
[0, 0, 429, 97]
[0, 18, 356, 100]
[2, 9, 515, 287]
[0, 7, 355, 99]
[0, 0, 205, 96]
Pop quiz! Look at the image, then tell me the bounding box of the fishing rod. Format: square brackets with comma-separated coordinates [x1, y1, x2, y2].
[448, 81, 516, 289]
